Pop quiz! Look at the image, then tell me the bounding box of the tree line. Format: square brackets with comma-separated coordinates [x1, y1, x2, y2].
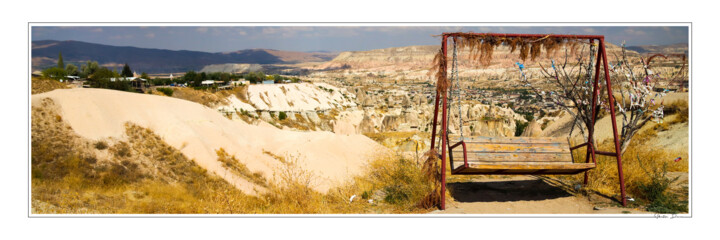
[40, 52, 302, 91]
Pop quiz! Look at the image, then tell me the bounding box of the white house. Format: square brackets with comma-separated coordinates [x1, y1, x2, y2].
[109, 77, 145, 82]
[231, 80, 249, 86]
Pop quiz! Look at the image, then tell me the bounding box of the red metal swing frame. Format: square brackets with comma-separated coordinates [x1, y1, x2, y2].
[430, 32, 627, 210]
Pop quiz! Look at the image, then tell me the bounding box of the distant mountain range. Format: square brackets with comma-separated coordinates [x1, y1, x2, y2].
[31, 40, 338, 73]
[626, 43, 688, 55]
[32, 40, 687, 74]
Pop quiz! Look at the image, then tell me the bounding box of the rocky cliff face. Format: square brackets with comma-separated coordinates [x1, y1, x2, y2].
[318, 43, 635, 73]
[200, 63, 263, 73]
[521, 120, 543, 137]
[444, 104, 525, 137]
[318, 45, 438, 71]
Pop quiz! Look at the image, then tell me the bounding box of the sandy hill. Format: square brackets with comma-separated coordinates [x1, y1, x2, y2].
[259, 49, 337, 63]
[32, 88, 384, 194]
[244, 82, 356, 112]
[199, 63, 264, 73]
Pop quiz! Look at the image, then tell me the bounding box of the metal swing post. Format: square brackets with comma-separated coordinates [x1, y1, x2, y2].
[430, 89, 440, 151]
[599, 38, 627, 207]
[584, 37, 627, 207]
[439, 34, 449, 210]
[585, 39, 601, 185]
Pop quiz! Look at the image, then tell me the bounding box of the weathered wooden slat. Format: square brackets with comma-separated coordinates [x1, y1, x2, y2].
[450, 136, 568, 144]
[445, 135, 592, 175]
[466, 161, 577, 165]
[468, 162, 594, 169]
[451, 152, 572, 162]
[460, 142, 570, 153]
[452, 162, 595, 175]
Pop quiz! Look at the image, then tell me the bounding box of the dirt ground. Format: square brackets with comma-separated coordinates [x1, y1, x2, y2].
[430, 175, 652, 214]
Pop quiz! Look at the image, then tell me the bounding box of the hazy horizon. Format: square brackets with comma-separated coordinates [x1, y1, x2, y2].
[32, 26, 689, 53]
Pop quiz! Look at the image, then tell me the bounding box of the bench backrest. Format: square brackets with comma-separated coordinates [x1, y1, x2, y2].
[449, 136, 573, 164]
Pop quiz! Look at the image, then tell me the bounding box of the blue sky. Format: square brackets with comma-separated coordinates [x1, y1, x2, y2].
[32, 26, 689, 52]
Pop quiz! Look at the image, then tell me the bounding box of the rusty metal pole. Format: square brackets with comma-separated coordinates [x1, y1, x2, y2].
[440, 34, 449, 210]
[599, 38, 627, 207]
[430, 90, 440, 151]
[585, 39, 602, 185]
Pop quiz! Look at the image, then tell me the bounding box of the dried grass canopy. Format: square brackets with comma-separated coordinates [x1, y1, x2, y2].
[429, 33, 592, 94]
[455, 33, 586, 64]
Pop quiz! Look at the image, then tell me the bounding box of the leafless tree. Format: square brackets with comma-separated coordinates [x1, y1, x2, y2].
[519, 42, 686, 155]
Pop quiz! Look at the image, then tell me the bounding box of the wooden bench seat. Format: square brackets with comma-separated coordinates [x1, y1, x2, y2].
[448, 136, 595, 175]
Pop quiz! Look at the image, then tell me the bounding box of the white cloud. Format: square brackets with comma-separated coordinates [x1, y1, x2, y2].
[109, 34, 133, 40]
[583, 28, 596, 33]
[196, 27, 209, 33]
[261, 27, 315, 38]
[624, 28, 646, 36]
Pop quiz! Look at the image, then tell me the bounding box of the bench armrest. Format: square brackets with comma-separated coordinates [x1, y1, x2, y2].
[449, 140, 469, 168]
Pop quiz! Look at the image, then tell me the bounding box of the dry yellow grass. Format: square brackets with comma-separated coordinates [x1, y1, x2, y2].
[275, 114, 314, 131]
[32, 77, 69, 94]
[552, 124, 688, 208]
[216, 148, 268, 187]
[32, 98, 253, 213]
[32, 99, 437, 214]
[170, 87, 229, 107]
[168, 86, 250, 108]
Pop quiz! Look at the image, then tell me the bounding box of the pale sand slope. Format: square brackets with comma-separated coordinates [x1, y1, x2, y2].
[32, 88, 384, 194]
[332, 109, 365, 135]
[217, 95, 256, 112]
[247, 82, 356, 112]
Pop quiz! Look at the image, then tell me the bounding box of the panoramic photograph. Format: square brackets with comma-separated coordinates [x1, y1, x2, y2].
[29, 25, 690, 215]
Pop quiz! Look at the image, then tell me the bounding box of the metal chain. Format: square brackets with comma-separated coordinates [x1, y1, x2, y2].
[453, 40, 463, 138]
[449, 38, 464, 138]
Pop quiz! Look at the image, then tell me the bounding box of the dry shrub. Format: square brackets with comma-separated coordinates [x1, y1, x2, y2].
[555, 129, 688, 209]
[635, 155, 687, 213]
[274, 113, 314, 131]
[217, 148, 268, 187]
[32, 77, 69, 94]
[344, 152, 436, 212]
[232, 85, 250, 103]
[261, 154, 325, 213]
[170, 87, 228, 108]
[664, 100, 689, 124]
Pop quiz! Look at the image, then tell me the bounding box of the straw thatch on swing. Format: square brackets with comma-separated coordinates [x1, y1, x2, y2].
[419, 149, 441, 209]
[428, 49, 450, 96]
[429, 33, 586, 95]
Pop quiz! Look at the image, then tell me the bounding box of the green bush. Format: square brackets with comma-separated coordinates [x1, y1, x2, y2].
[157, 87, 174, 96]
[637, 155, 688, 213]
[94, 141, 108, 150]
[42, 67, 67, 80]
[278, 112, 287, 121]
[515, 120, 528, 136]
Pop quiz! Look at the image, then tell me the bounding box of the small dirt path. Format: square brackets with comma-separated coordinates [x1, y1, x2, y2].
[430, 176, 650, 214]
